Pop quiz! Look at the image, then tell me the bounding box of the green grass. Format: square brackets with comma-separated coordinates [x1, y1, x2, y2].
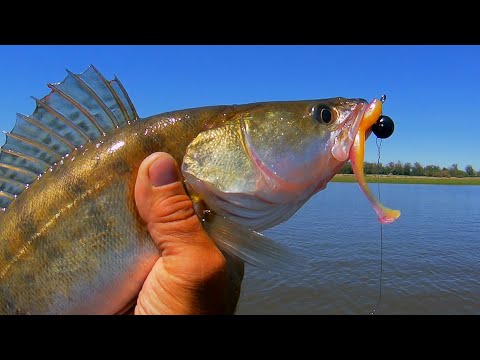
[332, 174, 480, 185]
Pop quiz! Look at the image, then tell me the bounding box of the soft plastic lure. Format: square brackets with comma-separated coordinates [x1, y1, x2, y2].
[350, 98, 401, 224]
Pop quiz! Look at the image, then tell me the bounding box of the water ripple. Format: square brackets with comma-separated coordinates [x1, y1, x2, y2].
[236, 183, 480, 315]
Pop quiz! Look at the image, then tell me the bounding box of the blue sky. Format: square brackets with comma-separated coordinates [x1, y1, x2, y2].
[0, 45, 478, 171]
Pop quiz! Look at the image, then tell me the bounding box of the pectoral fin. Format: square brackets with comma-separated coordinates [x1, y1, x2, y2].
[201, 211, 304, 274]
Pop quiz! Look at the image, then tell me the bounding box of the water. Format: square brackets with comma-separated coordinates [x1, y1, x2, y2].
[235, 183, 480, 314]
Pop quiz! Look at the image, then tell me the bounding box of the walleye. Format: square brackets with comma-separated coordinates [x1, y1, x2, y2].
[0, 66, 399, 314]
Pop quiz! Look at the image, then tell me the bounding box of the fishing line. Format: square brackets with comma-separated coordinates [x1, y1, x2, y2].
[371, 137, 383, 315]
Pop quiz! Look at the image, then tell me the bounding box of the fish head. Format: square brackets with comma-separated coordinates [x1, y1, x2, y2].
[182, 98, 368, 230]
[234, 98, 369, 194]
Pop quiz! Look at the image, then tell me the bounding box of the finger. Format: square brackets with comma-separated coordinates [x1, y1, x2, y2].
[134, 152, 245, 314]
[134, 152, 210, 250]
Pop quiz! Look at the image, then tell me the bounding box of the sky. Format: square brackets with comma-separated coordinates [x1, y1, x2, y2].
[0, 45, 478, 171]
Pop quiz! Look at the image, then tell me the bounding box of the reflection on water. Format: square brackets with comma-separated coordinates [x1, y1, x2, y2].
[236, 183, 480, 314]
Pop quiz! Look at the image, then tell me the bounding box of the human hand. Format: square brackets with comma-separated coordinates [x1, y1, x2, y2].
[130, 152, 244, 315]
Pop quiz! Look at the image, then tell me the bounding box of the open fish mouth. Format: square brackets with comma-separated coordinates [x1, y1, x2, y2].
[347, 101, 369, 143]
[331, 100, 368, 163]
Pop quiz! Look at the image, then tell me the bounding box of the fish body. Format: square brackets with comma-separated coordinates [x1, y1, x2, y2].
[0, 66, 398, 314]
[0, 107, 227, 314]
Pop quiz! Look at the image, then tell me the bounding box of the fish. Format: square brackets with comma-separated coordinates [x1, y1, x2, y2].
[0, 65, 399, 314]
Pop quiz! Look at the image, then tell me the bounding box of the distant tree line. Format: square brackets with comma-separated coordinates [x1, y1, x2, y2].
[339, 161, 480, 178]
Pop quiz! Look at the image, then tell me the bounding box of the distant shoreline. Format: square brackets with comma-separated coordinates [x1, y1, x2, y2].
[332, 174, 480, 185]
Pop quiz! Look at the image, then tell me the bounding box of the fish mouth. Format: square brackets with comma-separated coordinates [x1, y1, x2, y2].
[331, 101, 368, 162]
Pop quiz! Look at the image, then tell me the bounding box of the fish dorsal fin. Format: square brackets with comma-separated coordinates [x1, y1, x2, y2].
[0, 65, 138, 211]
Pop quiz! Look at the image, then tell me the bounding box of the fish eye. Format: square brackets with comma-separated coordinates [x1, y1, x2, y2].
[312, 105, 335, 124]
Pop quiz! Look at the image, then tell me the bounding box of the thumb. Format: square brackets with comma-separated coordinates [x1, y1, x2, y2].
[134, 152, 209, 252]
[134, 153, 244, 315]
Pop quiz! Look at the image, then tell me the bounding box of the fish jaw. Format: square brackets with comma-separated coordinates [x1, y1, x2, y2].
[330, 101, 368, 162]
[349, 99, 401, 224]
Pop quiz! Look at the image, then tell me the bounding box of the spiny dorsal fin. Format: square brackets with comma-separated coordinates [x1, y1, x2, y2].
[0, 65, 138, 211]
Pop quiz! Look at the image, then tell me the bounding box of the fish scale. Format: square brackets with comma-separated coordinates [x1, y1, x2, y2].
[0, 115, 199, 314]
[0, 65, 398, 314]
